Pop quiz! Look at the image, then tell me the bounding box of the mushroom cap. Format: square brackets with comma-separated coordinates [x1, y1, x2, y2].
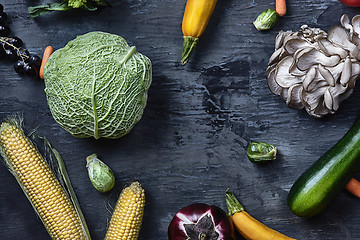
[295, 48, 340, 71]
[266, 14, 360, 118]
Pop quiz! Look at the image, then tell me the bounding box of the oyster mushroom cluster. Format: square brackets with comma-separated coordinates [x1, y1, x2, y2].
[266, 14, 360, 118]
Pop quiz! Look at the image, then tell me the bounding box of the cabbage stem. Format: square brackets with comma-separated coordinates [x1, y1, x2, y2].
[120, 46, 137, 65]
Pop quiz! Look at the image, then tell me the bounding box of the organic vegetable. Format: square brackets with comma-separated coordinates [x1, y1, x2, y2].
[168, 203, 235, 240]
[247, 141, 277, 162]
[43, 31, 152, 139]
[266, 14, 360, 118]
[288, 117, 360, 218]
[86, 153, 115, 193]
[28, 0, 109, 18]
[253, 9, 278, 31]
[276, 0, 287, 17]
[345, 178, 360, 198]
[225, 190, 296, 240]
[181, 0, 217, 65]
[0, 117, 91, 240]
[105, 181, 145, 240]
[39, 46, 54, 80]
[338, 0, 360, 7]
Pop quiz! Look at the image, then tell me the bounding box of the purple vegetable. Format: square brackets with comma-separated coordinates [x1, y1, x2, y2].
[168, 203, 235, 240]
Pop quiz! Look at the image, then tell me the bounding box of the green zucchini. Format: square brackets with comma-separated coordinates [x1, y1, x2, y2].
[287, 117, 360, 218]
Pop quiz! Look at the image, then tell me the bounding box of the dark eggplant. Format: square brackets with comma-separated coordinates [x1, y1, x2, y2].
[168, 203, 235, 240]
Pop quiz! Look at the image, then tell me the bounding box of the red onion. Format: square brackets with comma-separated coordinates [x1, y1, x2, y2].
[338, 0, 360, 7]
[168, 203, 235, 240]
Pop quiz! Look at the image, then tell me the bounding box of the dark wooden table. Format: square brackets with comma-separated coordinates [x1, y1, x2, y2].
[1, 0, 360, 239]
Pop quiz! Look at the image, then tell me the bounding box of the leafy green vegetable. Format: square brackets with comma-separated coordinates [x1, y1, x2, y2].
[247, 141, 277, 162]
[28, 0, 109, 18]
[68, 0, 87, 8]
[44, 32, 152, 139]
[253, 9, 278, 31]
[28, 3, 72, 18]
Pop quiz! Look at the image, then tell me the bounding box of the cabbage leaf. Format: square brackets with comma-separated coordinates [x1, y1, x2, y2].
[44, 32, 152, 139]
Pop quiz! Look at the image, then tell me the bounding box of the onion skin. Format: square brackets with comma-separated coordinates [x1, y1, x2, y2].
[338, 0, 360, 7]
[168, 203, 235, 240]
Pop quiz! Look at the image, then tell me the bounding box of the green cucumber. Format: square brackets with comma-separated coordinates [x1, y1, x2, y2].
[287, 117, 360, 218]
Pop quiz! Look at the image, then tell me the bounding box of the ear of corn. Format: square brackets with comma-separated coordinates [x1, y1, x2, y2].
[0, 118, 91, 240]
[105, 181, 145, 240]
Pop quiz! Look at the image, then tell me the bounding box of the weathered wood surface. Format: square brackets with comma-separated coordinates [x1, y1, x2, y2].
[1, 0, 360, 239]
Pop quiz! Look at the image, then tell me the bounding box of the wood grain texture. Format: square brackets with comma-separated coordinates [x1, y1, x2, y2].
[1, 0, 360, 239]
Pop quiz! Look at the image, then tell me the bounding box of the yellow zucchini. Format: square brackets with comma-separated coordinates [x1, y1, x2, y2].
[181, 0, 217, 65]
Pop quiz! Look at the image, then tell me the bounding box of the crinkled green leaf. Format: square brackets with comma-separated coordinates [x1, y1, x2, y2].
[28, 0, 108, 18]
[68, 0, 87, 8]
[44, 32, 152, 139]
[28, 2, 72, 18]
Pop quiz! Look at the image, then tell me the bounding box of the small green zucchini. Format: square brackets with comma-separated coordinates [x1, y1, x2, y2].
[288, 117, 360, 218]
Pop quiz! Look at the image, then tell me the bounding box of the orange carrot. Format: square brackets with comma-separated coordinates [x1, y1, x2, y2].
[39, 46, 54, 79]
[345, 178, 360, 198]
[276, 0, 286, 17]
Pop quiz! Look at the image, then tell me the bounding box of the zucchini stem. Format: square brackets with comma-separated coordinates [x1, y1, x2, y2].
[181, 36, 199, 65]
[225, 189, 244, 216]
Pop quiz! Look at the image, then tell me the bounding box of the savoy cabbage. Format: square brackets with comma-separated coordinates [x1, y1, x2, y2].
[44, 32, 152, 139]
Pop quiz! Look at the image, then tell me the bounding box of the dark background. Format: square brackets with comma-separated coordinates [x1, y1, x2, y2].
[1, 0, 360, 239]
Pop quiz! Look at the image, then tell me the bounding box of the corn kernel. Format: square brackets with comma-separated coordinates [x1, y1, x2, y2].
[105, 182, 145, 240]
[0, 121, 88, 240]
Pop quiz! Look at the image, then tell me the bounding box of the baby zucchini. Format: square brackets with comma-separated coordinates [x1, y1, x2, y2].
[288, 117, 360, 218]
[181, 0, 217, 65]
[226, 190, 296, 240]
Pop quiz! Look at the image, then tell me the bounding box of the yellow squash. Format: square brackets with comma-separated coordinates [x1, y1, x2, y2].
[226, 190, 296, 240]
[181, 0, 217, 65]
